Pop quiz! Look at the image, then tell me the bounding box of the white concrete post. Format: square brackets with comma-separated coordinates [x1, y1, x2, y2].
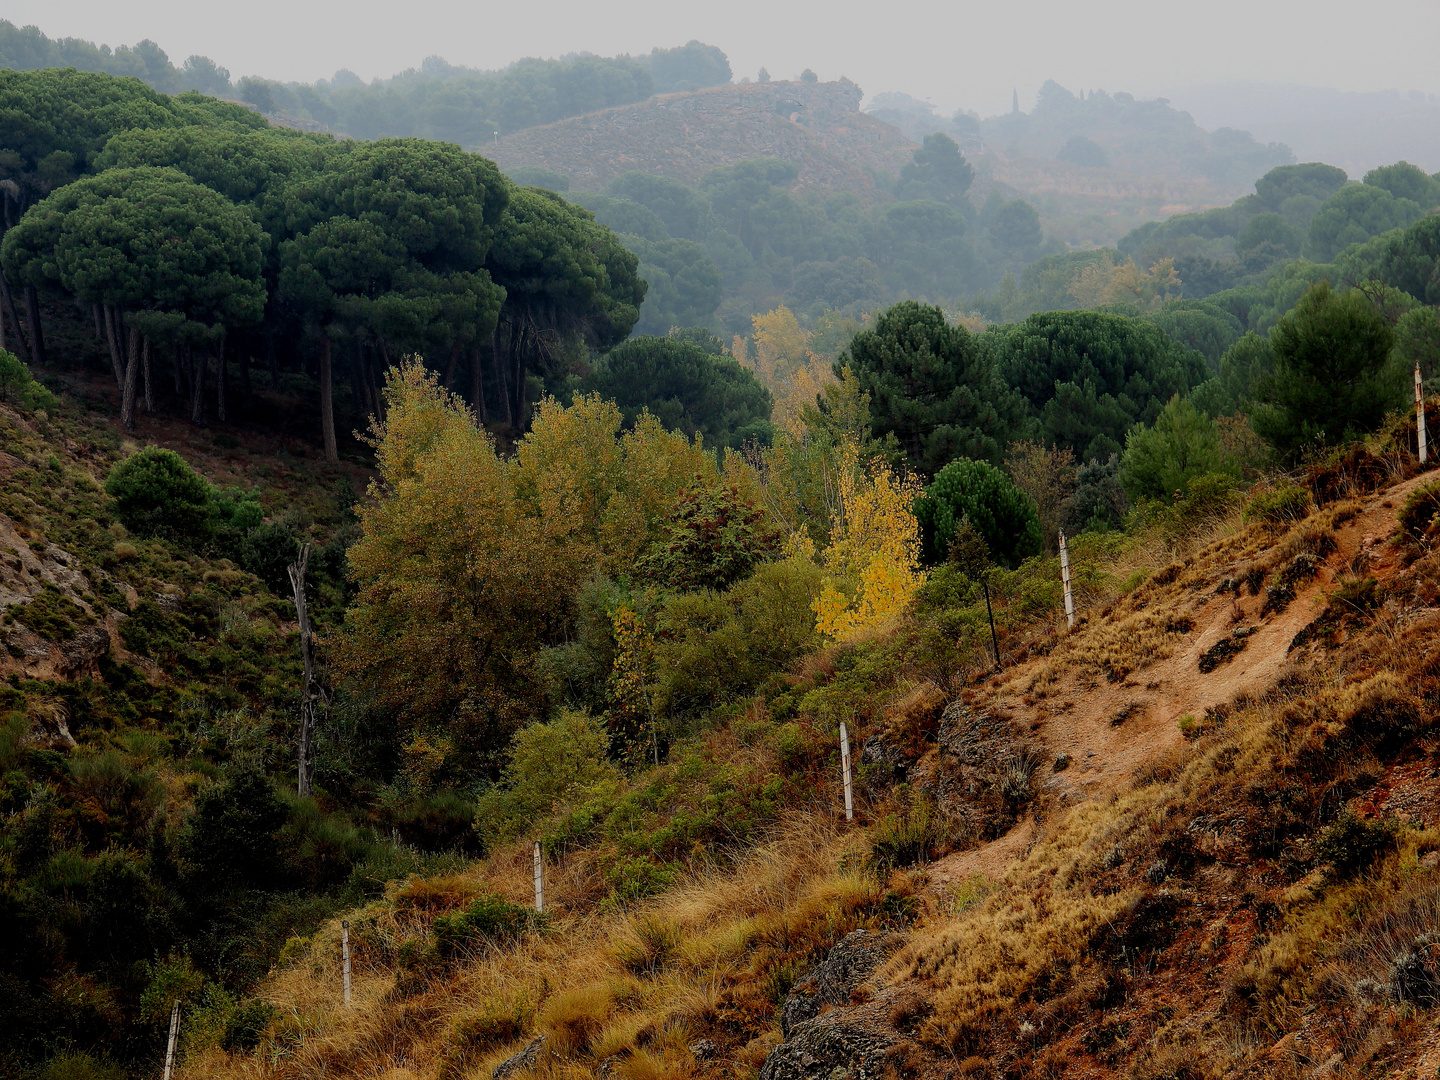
[341, 920, 351, 1006]
[161, 999, 180, 1080]
[1059, 529, 1075, 630]
[533, 841, 544, 914]
[1418, 362, 1428, 465]
[839, 721, 854, 822]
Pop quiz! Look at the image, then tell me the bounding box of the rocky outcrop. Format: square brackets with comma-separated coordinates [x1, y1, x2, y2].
[780, 929, 906, 1037]
[757, 1016, 894, 1080]
[492, 1035, 544, 1078]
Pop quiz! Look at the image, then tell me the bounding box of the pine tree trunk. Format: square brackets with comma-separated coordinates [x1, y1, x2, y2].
[102, 305, 125, 387]
[496, 323, 512, 427]
[320, 336, 338, 462]
[240, 346, 252, 411]
[120, 324, 141, 430]
[443, 339, 462, 389]
[92, 304, 103, 341]
[216, 332, 228, 423]
[23, 286, 44, 367]
[142, 338, 153, 412]
[189, 344, 206, 426]
[472, 340, 488, 424]
[0, 272, 29, 363]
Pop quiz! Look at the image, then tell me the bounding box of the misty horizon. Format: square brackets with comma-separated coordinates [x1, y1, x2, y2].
[5, 0, 1438, 120]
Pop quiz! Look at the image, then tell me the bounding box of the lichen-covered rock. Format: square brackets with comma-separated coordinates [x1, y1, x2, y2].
[59, 625, 111, 672]
[493, 1034, 544, 1078]
[780, 929, 905, 1037]
[757, 1017, 893, 1080]
[860, 734, 909, 782]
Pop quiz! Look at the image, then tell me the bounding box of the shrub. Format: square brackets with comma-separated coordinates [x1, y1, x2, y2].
[1120, 395, 1234, 501]
[37, 1053, 124, 1080]
[639, 482, 781, 591]
[179, 768, 287, 890]
[604, 856, 677, 904]
[656, 558, 824, 721]
[1399, 479, 1440, 545]
[432, 893, 548, 954]
[473, 710, 618, 843]
[222, 998, 276, 1052]
[1315, 811, 1400, 878]
[1244, 485, 1311, 525]
[0, 349, 57, 413]
[915, 458, 1042, 568]
[105, 446, 213, 542]
[1061, 454, 1128, 534]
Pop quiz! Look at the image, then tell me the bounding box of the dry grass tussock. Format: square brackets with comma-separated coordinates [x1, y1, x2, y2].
[179, 813, 893, 1080]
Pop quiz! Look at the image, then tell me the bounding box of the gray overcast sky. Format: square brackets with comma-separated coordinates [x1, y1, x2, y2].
[7, 0, 1437, 117]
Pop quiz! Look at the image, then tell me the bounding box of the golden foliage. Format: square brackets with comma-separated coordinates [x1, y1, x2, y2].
[336, 364, 721, 751]
[739, 306, 839, 438]
[1066, 253, 1181, 312]
[812, 439, 924, 642]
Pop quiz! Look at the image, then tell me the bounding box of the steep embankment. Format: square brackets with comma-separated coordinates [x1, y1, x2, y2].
[181, 449, 1440, 1080]
[486, 79, 915, 200]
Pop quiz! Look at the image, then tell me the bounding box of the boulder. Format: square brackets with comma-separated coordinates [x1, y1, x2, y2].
[780, 929, 905, 1037]
[757, 1017, 893, 1080]
[493, 1034, 544, 1078]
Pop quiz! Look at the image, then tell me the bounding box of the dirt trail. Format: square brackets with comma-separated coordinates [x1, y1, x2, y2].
[925, 473, 1433, 890]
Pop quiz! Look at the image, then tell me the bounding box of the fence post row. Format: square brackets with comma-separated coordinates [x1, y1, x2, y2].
[341, 920, 352, 1006]
[533, 840, 545, 914]
[1059, 529, 1075, 630]
[839, 721, 854, 822]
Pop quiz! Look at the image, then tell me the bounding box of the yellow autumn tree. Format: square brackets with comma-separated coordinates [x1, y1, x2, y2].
[1067, 254, 1182, 311]
[338, 367, 726, 770]
[741, 306, 839, 437]
[338, 363, 573, 769]
[810, 438, 925, 641]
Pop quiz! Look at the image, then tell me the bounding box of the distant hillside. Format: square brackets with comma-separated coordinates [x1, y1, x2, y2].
[487, 78, 916, 201]
[1164, 81, 1440, 177]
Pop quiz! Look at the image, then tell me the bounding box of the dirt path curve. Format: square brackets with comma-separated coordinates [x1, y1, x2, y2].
[925, 472, 1433, 891]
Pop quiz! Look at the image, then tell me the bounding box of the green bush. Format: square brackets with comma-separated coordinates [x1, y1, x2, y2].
[604, 856, 677, 905]
[1399, 479, 1440, 544]
[222, 998, 276, 1052]
[639, 482, 780, 591]
[0, 348, 57, 413]
[179, 768, 287, 890]
[1120, 395, 1235, 502]
[105, 446, 214, 542]
[37, 1053, 125, 1080]
[474, 710, 618, 843]
[1315, 811, 1400, 878]
[655, 558, 824, 721]
[433, 893, 547, 954]
[915, 458, 1042, 568]
[1245, 485, 1312, 525]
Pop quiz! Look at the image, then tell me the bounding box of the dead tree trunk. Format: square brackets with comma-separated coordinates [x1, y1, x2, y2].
[288, 542, 318, 797]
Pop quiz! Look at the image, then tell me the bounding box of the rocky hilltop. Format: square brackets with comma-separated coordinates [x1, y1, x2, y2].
[486, 79, 916, 199]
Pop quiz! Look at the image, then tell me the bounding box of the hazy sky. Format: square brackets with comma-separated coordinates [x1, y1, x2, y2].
[8, 0, 1439, 117]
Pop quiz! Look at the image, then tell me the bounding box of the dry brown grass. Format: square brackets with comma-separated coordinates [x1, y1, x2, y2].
[179, 814, 889, 1080]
